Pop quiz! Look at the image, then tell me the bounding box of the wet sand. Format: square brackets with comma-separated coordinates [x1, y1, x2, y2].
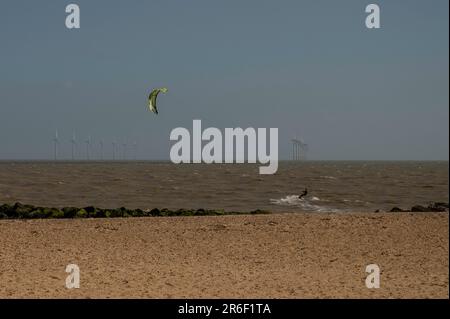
[0, 213, 448, 298]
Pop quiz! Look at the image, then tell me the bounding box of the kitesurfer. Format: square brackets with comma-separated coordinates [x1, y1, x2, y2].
[299, 188, 308, 200]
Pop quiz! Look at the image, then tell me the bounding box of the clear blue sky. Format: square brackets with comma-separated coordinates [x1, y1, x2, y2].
[0, 0, 448, 160]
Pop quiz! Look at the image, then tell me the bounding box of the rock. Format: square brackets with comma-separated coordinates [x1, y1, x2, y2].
[149, 208, 161, 216]
[174, 209, 185, 216]
[132, 208, 146, 217]
[39, 208, 52, 218]
[213, 209, 225, 215]
[108, 209, 123, 218]
[29, 209, 46, 219]
[179, 209, 194, 216]
[0, 202, 275, 219]
[195, 208, 207, 216]
[94, 209, 107, 218]
[160, 208, 171, 216]
[119, 207, 133, 217]
[250, 209, 270, 214]
[168, 209, 180, 216]
[390, 207, 405, 212]
[0, 204, 14, 217]
[13, 202, 36, 218]
[75, 209, 88, 218]
[84, 206, 97, 217]
[411, 205, 428, 212]
[62, 207, 78, 218]
[84, 206, 96, 213]
[51, 209, 64, 218]
[44, 208, 63, 218]
[12, 202, 25, 210]
[172, 209, 186, 216]
[433, 202, 449, 209]
[428, 202, 449, 212]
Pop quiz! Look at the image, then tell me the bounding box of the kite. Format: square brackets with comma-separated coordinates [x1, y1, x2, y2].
[148, 87, 168, 114]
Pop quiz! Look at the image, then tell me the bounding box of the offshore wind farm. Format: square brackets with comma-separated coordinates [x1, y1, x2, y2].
[48, 130, 140, 161]
[47, 129, 307, 163]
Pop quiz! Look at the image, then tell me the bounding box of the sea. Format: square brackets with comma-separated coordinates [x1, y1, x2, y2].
[0, 161, 448, 213]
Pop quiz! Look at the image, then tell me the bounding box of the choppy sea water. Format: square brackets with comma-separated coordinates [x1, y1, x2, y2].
[0, 161, 447, 213]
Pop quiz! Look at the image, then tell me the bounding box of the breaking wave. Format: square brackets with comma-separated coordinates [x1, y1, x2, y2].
[270, 195, 341, 213]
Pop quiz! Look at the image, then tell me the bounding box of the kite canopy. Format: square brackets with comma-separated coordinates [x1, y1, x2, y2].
[148, 87, 168, 114]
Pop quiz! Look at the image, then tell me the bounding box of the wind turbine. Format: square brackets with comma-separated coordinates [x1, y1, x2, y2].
[122, 140, 127, 160]
[133, 141, 137, 160]
[70, 131, 77, 160]
[99, 140, 104, 161]
[291, 136, 309, 161]
[85, 136, 91, 160]
[301, 141, 309, 160]
[112, 140, 117, 160]
[298, 138, 308, 160]
[53, 129, 59, 160]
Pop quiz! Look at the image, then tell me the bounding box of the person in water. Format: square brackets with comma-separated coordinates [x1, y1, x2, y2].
[298, 188, 308, 200]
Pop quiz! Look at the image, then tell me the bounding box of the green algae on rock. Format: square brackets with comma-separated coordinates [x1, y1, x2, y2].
[0, 202, 270, 219]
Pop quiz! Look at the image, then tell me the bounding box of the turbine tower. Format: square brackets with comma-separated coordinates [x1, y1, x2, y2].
[112, 140, 117, 160]
[85, 136, 91, 160]
[53, 129, 59, 160]
[133, 141, 137, 160]
[99, 140, 104, 161]
[122, 140, 127, 160]
[291, 138, 308, 161]
[300, 139, 309, 160]
[71, 131, 77, 160]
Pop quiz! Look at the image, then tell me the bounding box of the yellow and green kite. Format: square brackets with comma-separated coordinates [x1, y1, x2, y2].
[148, 87, 168, 114]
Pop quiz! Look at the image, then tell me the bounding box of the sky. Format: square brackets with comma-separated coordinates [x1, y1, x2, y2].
[0, 0, 448, 160]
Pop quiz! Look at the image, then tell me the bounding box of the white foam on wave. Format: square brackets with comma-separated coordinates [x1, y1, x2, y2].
[343, 198, 371, 205]
[270, 195, 340, 212]
[320, 175, 337, 180]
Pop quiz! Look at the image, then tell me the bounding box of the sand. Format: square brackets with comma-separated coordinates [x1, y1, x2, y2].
[0, 213, 448, 299]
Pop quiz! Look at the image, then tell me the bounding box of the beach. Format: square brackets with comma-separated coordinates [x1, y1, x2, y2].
[0, 212, 447, 298]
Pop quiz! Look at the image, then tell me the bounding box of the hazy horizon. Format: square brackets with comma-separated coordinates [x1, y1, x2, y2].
[1, 0, 448, 161]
